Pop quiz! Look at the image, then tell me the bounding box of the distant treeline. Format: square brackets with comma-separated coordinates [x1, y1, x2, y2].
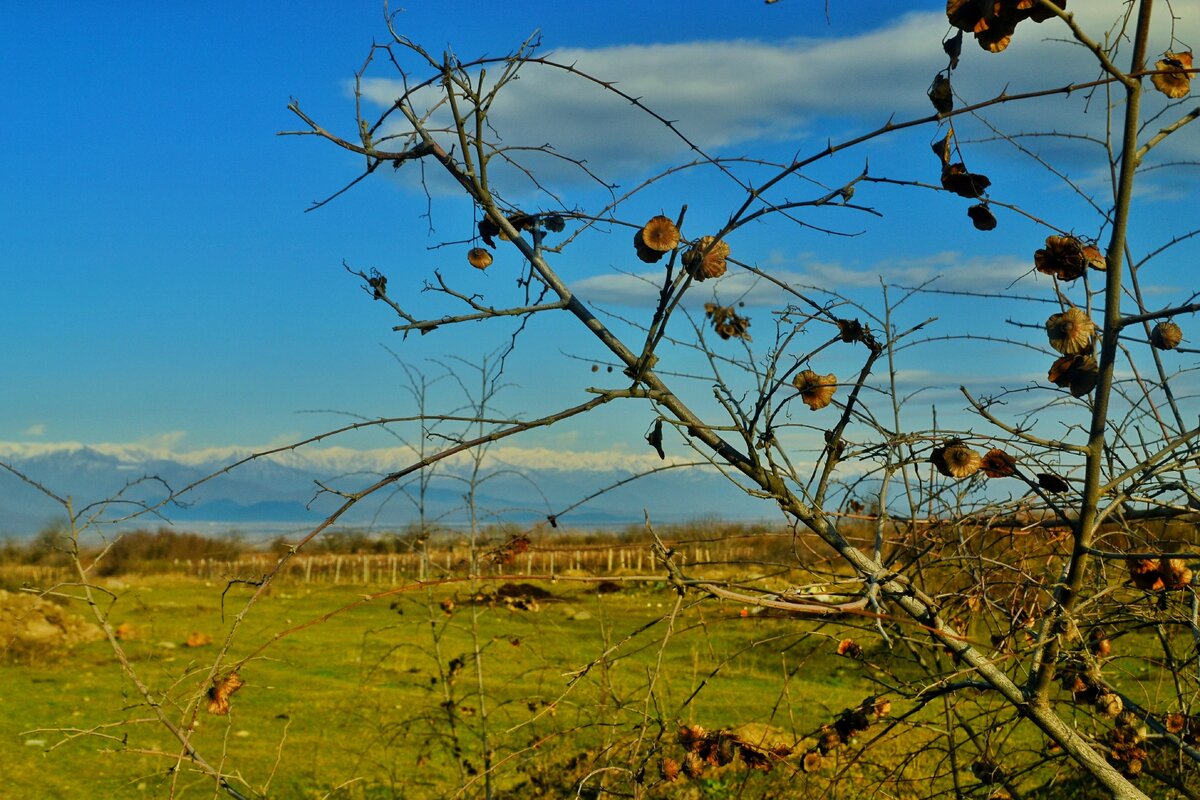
[0, 518, 787, 578]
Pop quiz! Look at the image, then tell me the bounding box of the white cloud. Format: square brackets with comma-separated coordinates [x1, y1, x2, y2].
[23, 423, 45, 436]
[358, 11, 949, 187]
[357, 3, 1199, 191]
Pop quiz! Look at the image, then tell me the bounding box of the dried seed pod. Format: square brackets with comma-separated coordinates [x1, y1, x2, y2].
[1151, 321, 1183, 350]
[792, 369, 837, 410]
[930, 440, 982, 479]
[1034, 235, 1089, 281]
[1096, 692, 1124, 719]
[1027, 0, 1066, 23]
[1127, 558, 1164, 591]
[981, 448, 1017, 478]
[941, 162, 991, 198]
[976, 21, 1016, 53]
[836, 639, 862, 658]
[704, 302, 751, 341]
[967, 203, 997, 230]
[1046, 307, 1095, 354]
[869, 697, 892, 718]
[640, 215, 680, 252]
[633, 229, 667, 264]
[1152, 51, 1193, 99]
[468, 247, 493, 270]
[477, 217, 500, 248]
[682, 751, 705, 778]
[1082, 243, 1106, 271]
[1089, 628, 1111, 658]
[817, 726, 842, 754]
[1048, 354, 1099, 397]
[1160, 557, 1193, 590]
[928, 73, 953, 115]
[682, 236, 730, 280]
[932, 129, 953, 165]
[1036, 472, 1071, 493]
[1165, 712, 1187, 735]
[802, 750, 823, 773]
[206, 672, 245, 716]
[660, 757, 681, 782]
[543, 213, 565, 233]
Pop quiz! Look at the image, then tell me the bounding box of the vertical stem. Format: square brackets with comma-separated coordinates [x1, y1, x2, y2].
[1028, 0, 1154, 702]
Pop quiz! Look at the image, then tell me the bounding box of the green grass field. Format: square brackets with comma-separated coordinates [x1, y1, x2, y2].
[3, 572, 902, 799]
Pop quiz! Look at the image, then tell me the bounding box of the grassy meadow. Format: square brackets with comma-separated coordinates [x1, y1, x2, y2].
[0, 538, 909, 800]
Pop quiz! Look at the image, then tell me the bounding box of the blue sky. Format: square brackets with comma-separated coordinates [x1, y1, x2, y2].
[2, 2, 1196, 480]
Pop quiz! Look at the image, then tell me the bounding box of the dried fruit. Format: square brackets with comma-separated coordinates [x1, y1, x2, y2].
[185, 631, 212, 648]
[633, 230, 667, 263]
[704, 302, 752, 341]
[1035, 235, 1095, 281]
[682, 236, 730, 280]
[206, 672, 245, 716]
[1048, 354, 1099, 397]
[368, 269, 388, 300]
[478, 217, 500, 248]
[1151, 321, 1183, 350]
[792, 369, 838, 411]
[640, 215, 680, 252]
[1165, 712, 1187, 735]
[1082, 243, 1106, 271]
[1096, 692, 1124, 719]
[1151, 51, 1193, 99]
[468, 247, 493, 270]
[817, 726, 842, 754]
[1046, 307, 1095, 354]
[1161, 557, 1193, 590]
[1127, 558, 1164, 591]
[836, 639, 862, 658]
[967, 203, 997, 230]
[981, 448, 1018, 477]
[946, 0, 1066, 52]
[930, 440, 982, 479]
[941, 163, 991, 198]
[1089, 629, 1111, 658]
[802, 750, 823, 773]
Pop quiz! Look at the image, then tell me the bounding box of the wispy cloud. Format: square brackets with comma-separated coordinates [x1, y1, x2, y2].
[358, 3, 1199, 191]
[23, 423, 45, 437]
[0, 439, 687, 476]
[571, 252, 1035, 307]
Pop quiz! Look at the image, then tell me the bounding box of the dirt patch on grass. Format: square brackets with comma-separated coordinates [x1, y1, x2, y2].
[0, 590, 102, 663]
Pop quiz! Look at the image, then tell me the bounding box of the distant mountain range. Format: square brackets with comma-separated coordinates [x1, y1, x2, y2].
[0, 444, 770, 540]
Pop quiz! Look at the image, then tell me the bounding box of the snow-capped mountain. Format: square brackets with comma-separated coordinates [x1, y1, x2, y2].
[0, 443, 769, 539]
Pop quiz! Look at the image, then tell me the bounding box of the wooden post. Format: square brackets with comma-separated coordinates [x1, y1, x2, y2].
[334, 556, 342, 584]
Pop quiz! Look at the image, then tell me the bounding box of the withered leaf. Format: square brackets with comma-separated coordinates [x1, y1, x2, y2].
[944, 29, 964, 69]
[928, 73, 953, 115]
[647, 418, 665, 460]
